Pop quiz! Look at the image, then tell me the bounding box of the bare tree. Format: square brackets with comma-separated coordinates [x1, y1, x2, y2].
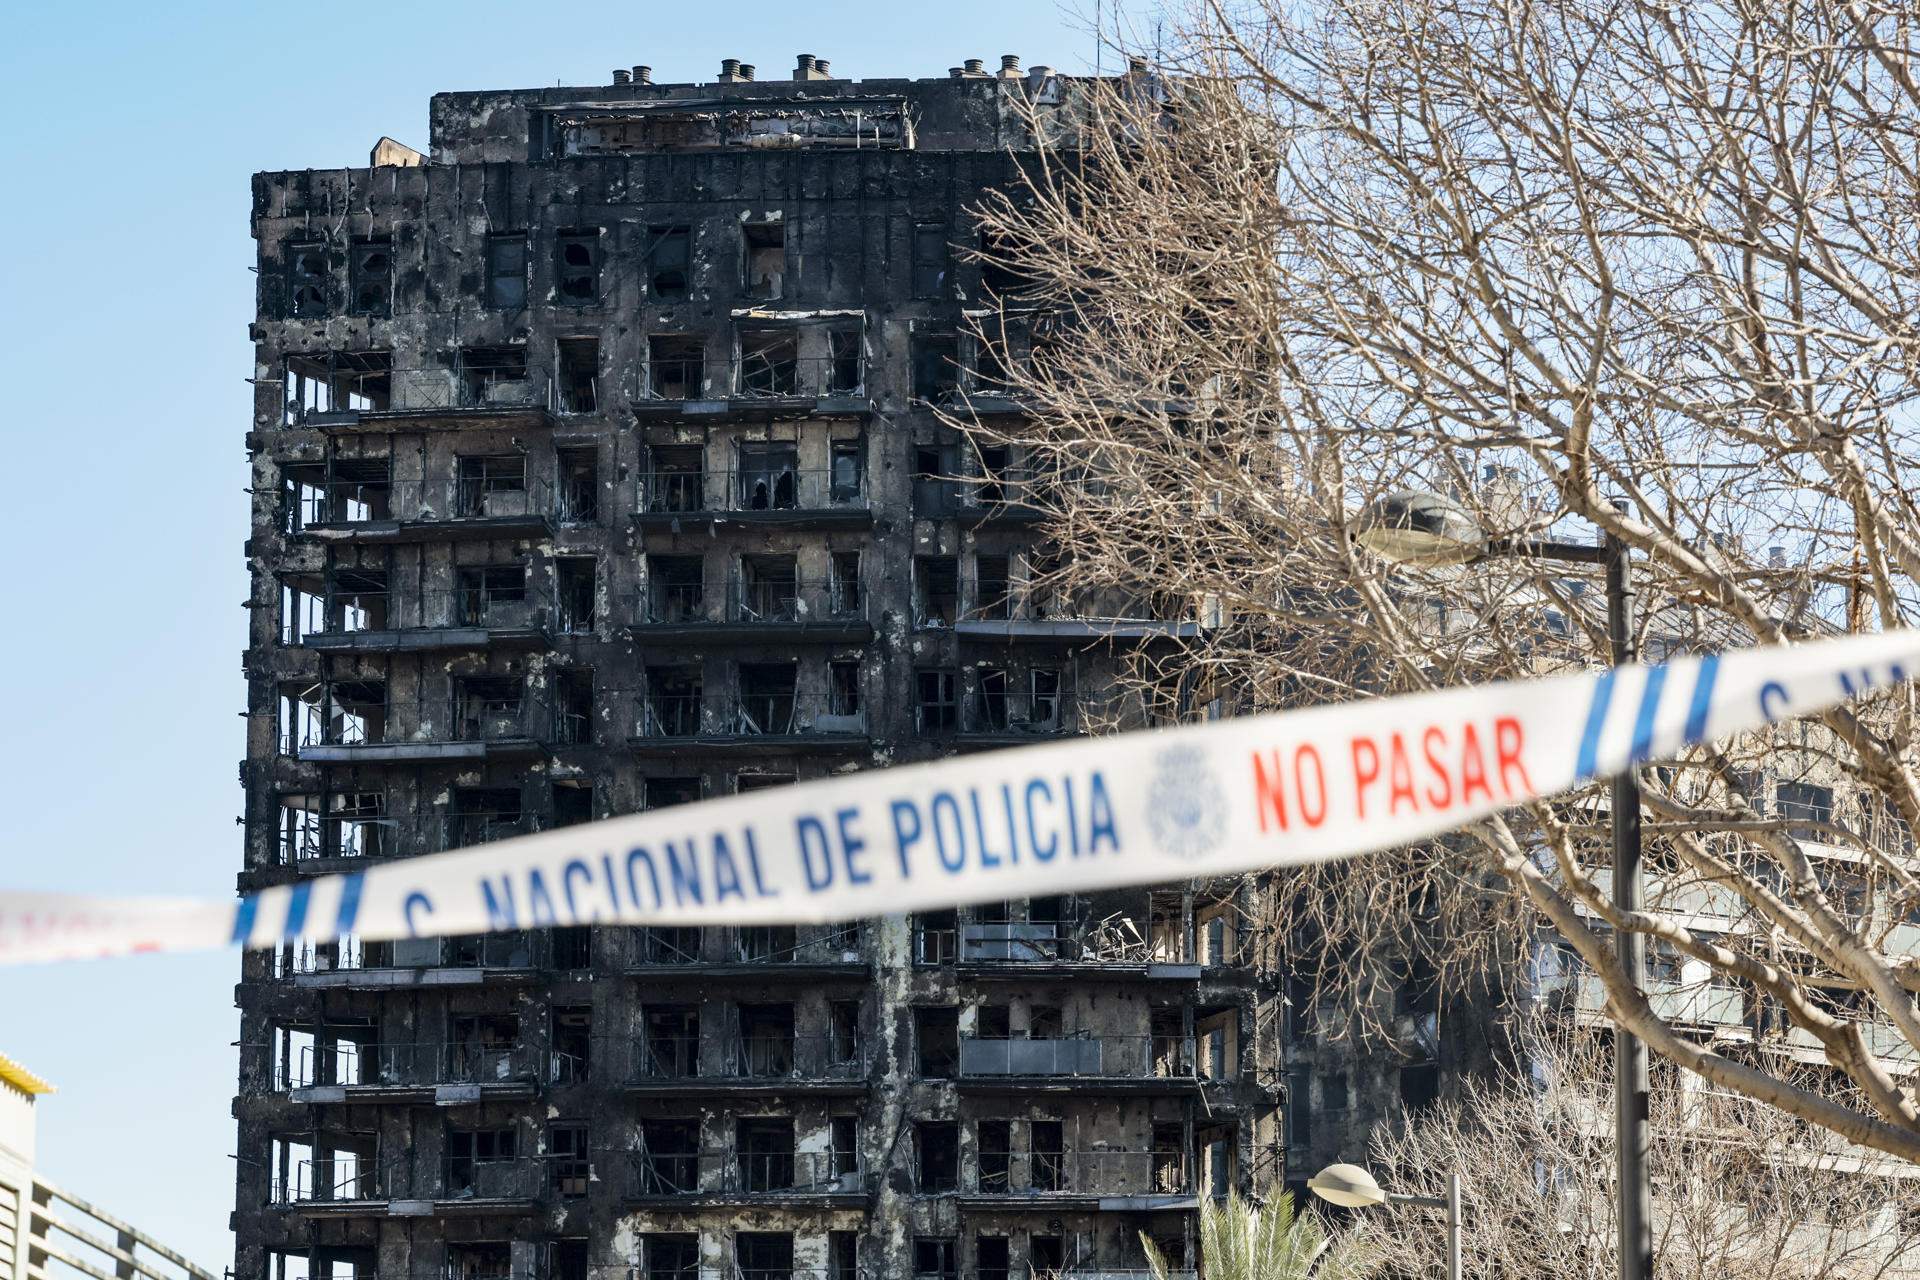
[954, 0, 1920, 1161]
[1356, 1023, 1919, 1278]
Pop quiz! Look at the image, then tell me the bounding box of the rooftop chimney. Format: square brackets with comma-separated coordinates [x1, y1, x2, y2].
[999, 54, 1022, 78]
[794, 53, 818, 80]
[1127, 55, 1149, 75]
[612, 68, 631, 85]
[740, 63, 756, 81]
[1027, 64, 1055, 88]
[949, 67, 966, 80]
[633, 65, 653, 85]
[964, 58, 987, 77]
[814, 58, 831, 78]
[720, 57, 743, 82]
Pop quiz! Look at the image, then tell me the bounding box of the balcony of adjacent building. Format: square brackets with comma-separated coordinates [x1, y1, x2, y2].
[265, 926, 589, 990]
[626, 554, 873, 644]
[269, 1130, 540, 1218]
[280, 348, 574, 433]
[636, 440, 872, 531]
[626, 923, 868, 979]
[628, 662, 870, 758]
[278, 565, 553, 654]
[279, 455, 555, 545]
[624, 1004, 869, 1097]
[630, 327, 870, 421]
[625, 1118, 870, 1209]
[278, 674, 565, 765]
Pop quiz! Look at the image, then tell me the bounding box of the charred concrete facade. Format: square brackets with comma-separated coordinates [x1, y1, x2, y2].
[237, 57, 1283, 1280]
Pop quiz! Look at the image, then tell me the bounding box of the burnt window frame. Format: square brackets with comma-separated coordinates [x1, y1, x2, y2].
[486, 233, 528, 309]
[554, 230, 601, 306]
[348, 238, 393, 317]
[288, 242, 331, 318]
[646, 225, 693, 301]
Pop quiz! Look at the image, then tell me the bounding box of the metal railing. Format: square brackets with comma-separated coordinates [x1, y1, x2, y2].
[630, 1034, 869, 1081]
[284, 362, 554, 425]
[733, 923, 863, 964]
[957, 922, 1141, 963]
[632, 577, 867, 625]
[442, 1154, 543, 1199]
[958, 1035, 1198, 1079]
[288, 1039, 540, 1089]
[287, 476, 557, 528]
[638, 357, 711, 401]
[629, 1149, 865, 1196]
[277, 811, 392, 863]
[736, 353, 864, 399]
[634, 694, 864, 740]
[970, 1149, 1192, 1195]
[962, 693, 1075, 737]
[640, 466, 869, 513]
[635, 925, 703, 964]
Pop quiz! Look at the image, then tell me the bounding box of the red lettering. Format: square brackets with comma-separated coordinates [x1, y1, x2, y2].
[1494, 716, 1532, 797]
[1387, 731, 1418, 815]
[1251, 750, 1290, 833]
[1421, 725, 1453, 808]
[1459, 722, 1493, 804]
[1295, 744, 1328, 827]
[1351, 737, 1381, 818]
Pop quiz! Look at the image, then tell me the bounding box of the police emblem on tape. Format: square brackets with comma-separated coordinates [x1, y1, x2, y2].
[1146, 744, 1226, 858]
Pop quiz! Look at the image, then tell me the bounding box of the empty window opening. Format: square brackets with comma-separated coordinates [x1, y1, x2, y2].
[642, 666, 703, 737]
[646, 555, 706, 623]
[738, 554, 799, 621]
[642, 1005, 699, 1077]
[979, 229, 1033, 299]
[555, 231, 600, 304]
[914, 1124, 959, 1193]
[830, 439, 865, 502]
[913, 444, 959, 514]
[827, 328, 863, 393]
[1197, 1009, 1238, 1080]
[550, 1241, 588, 1280]
[974, 555, 1011, 620]
[828, 661, 863, 720]
[975, 668, 1009, 732]
[743, 220, 786, 299]
[1201, 1125, 1235, 1199]
[737, 442, 800, 510]
[915, 556, 959, 627]
[913, 333, 961, 399]
[349, 239, 391, 317]
[446, 1125, 516, 1194]
[645, 776, 703, 810]
[829, 1001, 861, 1066]
[737, 663, 797, 735]
[978, 1119, 1011, 1192]
[915, 1006, 959, 1077]
[449, 1013, 520, 1082]
[325, 679, 388, 746]
[737, 1116, 796, 1191]
[1152, 1123, 1188, 1192]
[915, 909, 957, 964]
[738, 923, 798, 963]
[916, 669, 959, 734]
[639, 1118, 699, 1193]
[1401, 1062, 1441, 1113]
[557, 556, 596, 633]
[911, 223, 948, 299]
[557, 668, 594, 746]
[553, 782, 594, 830]
[1029, 1004, 1064, 1040]
[455, 454, 528, 517]
[329, 566, 389, 632]
[289, 243, 330, 317]
[459, 346, 528, 405]
[828, 1114, 860, 1181]
[738, 1003, 796, 1075]
[551, 1007, 591, 1081]
[913, 1239, 958, 1280]
[976, 1002, 1012, 1039]
[739, 329, 800, 396]
[829, 1236, 859, 1280]
[550, 924, 591, 970]
[735, 1234, 793, 1280]
[977, 1238, 1011, 1280]
[448, 786, 523, 849]
[447, 1244, 511, 1280]
[286, 351, 391, 417]
[645, 1236, 699, 1280]
[647, 226, 691, 300]
[736, 773, 796, 793]
[486, 234, 527, 309]
[557, 336, 599, 413]
[1031, 669, 1063, 729]
[646, 444, 705, 512]
[456, 564, 528, 627]
[1031, 1119, 1064, 1191]
[977, 445, 1011, 503]
[646, 335, 705, 400]
[1152, 1009, 1191, 1077]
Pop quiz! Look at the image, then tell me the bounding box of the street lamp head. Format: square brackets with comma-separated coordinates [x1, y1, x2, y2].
[1353, 490, 1488, 566]
[1308, 1162, 1388, 1209]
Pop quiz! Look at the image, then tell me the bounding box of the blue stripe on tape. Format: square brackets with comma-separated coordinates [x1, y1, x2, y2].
[1629, 663, 1670, 763]
[1683, 654, 1719, 745]
[335, 874, 365, 935]
[1575, 669, 1617, 780]
[282, 882, 312, 942]
[230, 894, 259, 945]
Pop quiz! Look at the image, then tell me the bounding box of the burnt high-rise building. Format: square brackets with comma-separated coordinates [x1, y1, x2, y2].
[237, 53, 1284, 1280]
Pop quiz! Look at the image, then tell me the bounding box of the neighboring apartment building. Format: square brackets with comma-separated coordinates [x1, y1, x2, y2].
[238, 55, 1284, 1280]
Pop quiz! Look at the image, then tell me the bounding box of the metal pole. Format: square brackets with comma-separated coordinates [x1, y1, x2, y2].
[1607, 527, 1653, 1280]
[1445, 1171, 1463, 1280]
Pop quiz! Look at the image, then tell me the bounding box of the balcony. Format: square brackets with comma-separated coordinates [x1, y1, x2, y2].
[955, 690, 1080, 749]
[295, 683, 555, 765]
[959, 1148, 1196, 1212]
[625, 1149, 870, 1208]
[636, 463, 873, 531]
[632, 354, 870, 420]
[948, 923, 1200, 982]
[914, 471, 1048, 527]
[628, 693, 870, 758]
[269, 933, 545, 991]
[957, 1035, 1201, 1094]
[625, 576, 873, 644]
[286, 475, 556, 545]
[280, 1039, 541, 1105]
[625, 1034, 870, 1096]
[291, 582, 553, 654]
[952, 586, 1201, 645]
[284, 356, 556, 433]
[272, 1154, 541, 1217]
[625, 925, 867, 979]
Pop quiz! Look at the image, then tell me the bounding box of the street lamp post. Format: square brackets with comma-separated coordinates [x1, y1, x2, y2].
[1352, 491, 1653, 1280]
[1308, 1162, 1462, 1280]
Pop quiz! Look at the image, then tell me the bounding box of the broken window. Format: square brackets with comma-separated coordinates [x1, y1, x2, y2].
[644, 777, 703, 810]
[977, 445, 1011, 503]
[743, 220, 786, 299]
[557, 556, 596, 633]
[328, 566, 388, 632]
[1152, 1122, 1189, 1193]
[455, 564, 528, 627]
[916, 669, 958, 734]
[829, 1001, 861, 1067]
[737, 1003, 796, 1075]
[645, 555, 705, 623]
[646, 226, 691, 300]
[448, 1244, 511, 1280]
[738, 554, 799, 621]
[977, 1238, 1011, 1280]
[736, 773, 796, 793]
[639, 1119, 698, 1193]
[1201, 1125, 1235, 1199]
[348, 239, 391, 317]
[557, 336, 599, 413]
[736, 442, 799, 510]
[913, 1123, 959, 1192]
[645, 335, 705, 400]
[459, 346, 528, 405]
[829, 1114, 860, 1180]
[447, 785, 523, 848]
[486, 234, 527, 309]
[739, 329, 799, 396]
[915, 910, 957, 964]
[978, 1120, 1011, 1191]
[1400, 1062, 1440, 1113]
[556, 668, 594, 746]
[1031, 1119, 1064, 1191]
[642, 667, 703, 737]
[736, 663, 797, 735]
[550, 1007, 591, 1082]
[553, 782, 593, 829]
[286, 351, 391, 418]
[911, 223, 948, 299]
[555, 230, 600, 304]
[827, 328, 863, 393]
[644, 1236, 699, 1280]
[737, 923, 797, 963]
[913, 333, 961, 399]
[641, 1005, 700, 1077]
[557, 447, 598, 523]
[830, 553, 863, 616]
[735, 1233, 793, 1280]
[915, 1006, 958, 1077]
[829, 1236, 859, 1280]
[325, 679, 388, 746]
[915, 557, 959, 628]
[913, 444, 959, 515]
[830, 439, 865, 503]
[978, 229, 1032, 300]
[828, 662, 863, 718]
[1031, 669, 1062, 728]
[289, 242, 330, 317]
[646, 444, 705, 511]
[454, 454, 528, 517]
[448, 1013, 521, 1082]
[1152, 1009, 1191, 1077]
[550, 1241, 588, 1280]
[445, 1125, 516, 1194]
[974, 555, 1011, 620]
[737, 1117, 795, 1191]
[974, 668, 1009, 731]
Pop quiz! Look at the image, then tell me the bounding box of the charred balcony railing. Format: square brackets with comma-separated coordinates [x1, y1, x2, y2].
[640, 466, 869, 514]
[283, 357, 555, 426]
[630, 1035, 869, 1082]
[630, 577, 868, 626]
[273, 1156, 390, 1205]
[440, 1154, 543, 1200]
[632, 694, 867, 742]
[286, 476, 557, 530]
[266, 931, 549, 980]
[958, 1035, 1198, 1080]
[634, 354, 864, 402]
[731, 923, 864, 965]
[957, 922, 1149, 964]
[286, 1040, 540, 1090]
[628, 1149, 866, 1198]
[284, 581, 553, 644]
[970, 1149, 1193, 1196]
[276, 809, 391, 864]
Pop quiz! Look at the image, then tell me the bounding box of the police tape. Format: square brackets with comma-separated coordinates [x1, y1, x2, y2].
[2, 629, 1916, 966]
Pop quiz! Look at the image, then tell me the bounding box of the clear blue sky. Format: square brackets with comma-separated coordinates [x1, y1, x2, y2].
[0, 0, 1135, 1265]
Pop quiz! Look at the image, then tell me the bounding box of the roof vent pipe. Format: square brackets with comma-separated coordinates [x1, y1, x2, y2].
[633, 65, 653, 85]
[740, 63, 756, 81]
[814, 59, 830, 77]
[612, 68, 631, 85]
[1000, 54, 1022, 77]
[720, 57, 742, 80]
[964, 58, 986, 76]
[950, 67, 966, 79]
